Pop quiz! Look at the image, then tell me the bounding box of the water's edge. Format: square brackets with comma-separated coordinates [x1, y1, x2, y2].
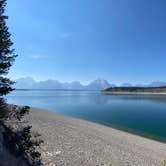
[32, 107, 166, 143]
[7, 90, 166, 143]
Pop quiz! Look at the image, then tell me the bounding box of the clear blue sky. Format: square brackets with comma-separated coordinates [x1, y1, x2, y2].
[6, 0, 166, 84]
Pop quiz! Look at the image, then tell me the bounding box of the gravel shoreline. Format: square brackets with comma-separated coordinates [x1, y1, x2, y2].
[26, 108, 166, 166]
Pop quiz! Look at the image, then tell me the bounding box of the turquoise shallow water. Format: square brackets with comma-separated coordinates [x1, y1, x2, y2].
[7, 90, 166, 142]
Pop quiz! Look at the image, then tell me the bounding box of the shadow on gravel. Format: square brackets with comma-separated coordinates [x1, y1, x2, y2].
[0, 105, 43, 166]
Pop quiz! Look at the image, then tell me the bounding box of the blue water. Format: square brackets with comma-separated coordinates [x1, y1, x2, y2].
[7, 90, 166, 142]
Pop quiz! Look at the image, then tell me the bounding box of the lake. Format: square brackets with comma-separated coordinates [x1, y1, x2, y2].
[7, 90, 166, 142]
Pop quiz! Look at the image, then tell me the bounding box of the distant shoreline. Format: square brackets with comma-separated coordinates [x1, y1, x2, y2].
[102, 86, 166, 95]
[102, 91, 166, 95]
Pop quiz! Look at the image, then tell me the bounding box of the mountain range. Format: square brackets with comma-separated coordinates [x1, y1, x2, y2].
[14, 77, 166, 90]
[14, 77, 115, 90]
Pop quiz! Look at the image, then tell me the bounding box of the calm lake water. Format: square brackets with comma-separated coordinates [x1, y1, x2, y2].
[7, 90, 166, 142]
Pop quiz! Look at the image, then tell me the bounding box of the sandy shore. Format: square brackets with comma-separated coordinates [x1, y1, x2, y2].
[26, 108, 166, 166]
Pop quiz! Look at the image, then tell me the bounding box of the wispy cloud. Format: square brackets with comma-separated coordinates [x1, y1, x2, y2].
[29, 54, 43, 60]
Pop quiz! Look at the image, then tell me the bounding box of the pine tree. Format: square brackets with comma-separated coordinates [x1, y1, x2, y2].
[0, 0, 17, 117]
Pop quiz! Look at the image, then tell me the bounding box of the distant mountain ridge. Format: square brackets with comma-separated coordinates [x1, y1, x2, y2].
[14, 77, 115, 90]
[14, 77, 166, 90]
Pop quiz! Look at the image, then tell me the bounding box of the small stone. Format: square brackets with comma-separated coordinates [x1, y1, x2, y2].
[54, 151, 61, 156]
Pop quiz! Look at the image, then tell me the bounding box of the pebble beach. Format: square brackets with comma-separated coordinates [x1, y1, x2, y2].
[27, 108, 166, 166]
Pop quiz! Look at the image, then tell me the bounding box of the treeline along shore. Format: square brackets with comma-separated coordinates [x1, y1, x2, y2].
[102, 86, 166, 94]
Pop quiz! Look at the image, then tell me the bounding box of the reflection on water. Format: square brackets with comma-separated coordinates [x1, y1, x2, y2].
[7, 90, 166, 142]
